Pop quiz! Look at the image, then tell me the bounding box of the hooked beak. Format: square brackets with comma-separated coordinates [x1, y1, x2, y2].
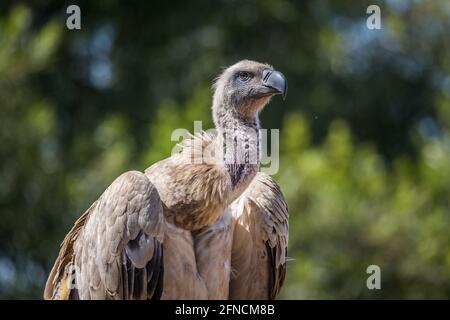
[262, 69, 288, 100]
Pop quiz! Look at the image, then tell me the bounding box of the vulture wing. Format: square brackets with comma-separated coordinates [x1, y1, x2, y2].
[229, 172, 289, 300]
[44, 171, 165, 300]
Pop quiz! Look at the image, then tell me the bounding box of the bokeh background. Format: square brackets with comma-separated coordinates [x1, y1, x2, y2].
[1, 0, 450, 299]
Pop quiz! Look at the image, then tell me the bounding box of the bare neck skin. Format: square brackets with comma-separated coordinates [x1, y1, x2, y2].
[213, 100, 261, 191]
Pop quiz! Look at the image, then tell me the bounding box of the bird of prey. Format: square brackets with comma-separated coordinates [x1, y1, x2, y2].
[44, 60, 289, 300]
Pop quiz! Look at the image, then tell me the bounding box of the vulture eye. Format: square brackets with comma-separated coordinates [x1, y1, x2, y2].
[237, 71, 252, 82]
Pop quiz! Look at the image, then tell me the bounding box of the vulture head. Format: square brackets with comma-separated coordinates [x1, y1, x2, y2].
[212, 60, 287, 122]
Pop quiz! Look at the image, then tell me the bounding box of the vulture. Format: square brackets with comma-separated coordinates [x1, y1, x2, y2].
[44, 60, 289, 300]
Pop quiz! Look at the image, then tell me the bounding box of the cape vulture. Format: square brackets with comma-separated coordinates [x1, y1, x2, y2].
[44, 60, 289, 300]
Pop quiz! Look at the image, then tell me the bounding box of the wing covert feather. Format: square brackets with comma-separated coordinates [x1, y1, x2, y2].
[44, 170, 165, 300]
[229, 172, 288, 300]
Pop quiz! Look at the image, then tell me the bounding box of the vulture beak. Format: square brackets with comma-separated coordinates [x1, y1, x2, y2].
[262, 69, 288, 100]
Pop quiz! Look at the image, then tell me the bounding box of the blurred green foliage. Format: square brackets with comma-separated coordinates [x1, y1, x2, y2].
[0, 1, 449, 299]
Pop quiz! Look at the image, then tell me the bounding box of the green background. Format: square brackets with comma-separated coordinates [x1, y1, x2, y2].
[0, 0, 449, 299]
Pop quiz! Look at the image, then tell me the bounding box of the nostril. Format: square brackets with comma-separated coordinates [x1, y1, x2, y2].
[262, 69, 272, 82]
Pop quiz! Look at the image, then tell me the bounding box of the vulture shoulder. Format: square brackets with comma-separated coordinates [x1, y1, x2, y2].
[145, 132, 233, 231]
[44, 170, 165, 300]
[229, 172, 289, 300]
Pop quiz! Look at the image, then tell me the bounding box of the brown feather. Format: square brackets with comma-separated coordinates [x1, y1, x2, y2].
[229, 172, 289, 300]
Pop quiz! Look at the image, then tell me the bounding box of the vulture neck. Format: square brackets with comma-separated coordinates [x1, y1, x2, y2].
[214, 108, 260, 192]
